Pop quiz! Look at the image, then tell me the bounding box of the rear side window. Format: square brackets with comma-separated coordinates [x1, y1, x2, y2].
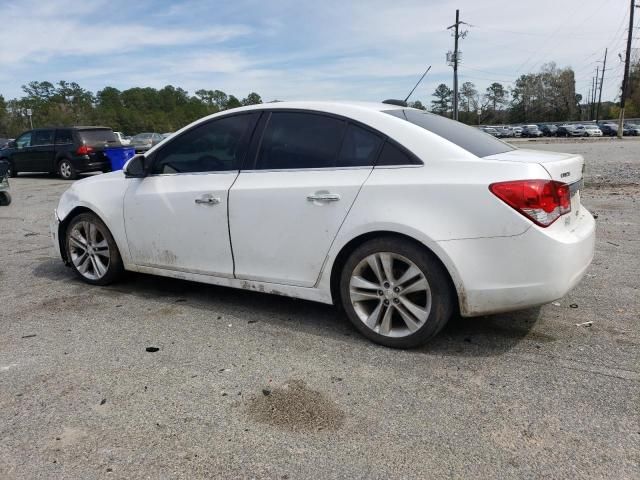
[337, 124, 383, 167]
[256, 112, 346, 169]
[55, 129, 73, 144]
[78, 129, 117, 145]
[151, 113, 257, 174]
[32, 130, 54, 146]
[384, 109, 514, 158]
[377, 141, 421, 166]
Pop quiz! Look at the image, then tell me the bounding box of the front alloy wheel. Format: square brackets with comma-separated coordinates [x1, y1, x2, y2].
[66, 213, 123, 285]
[340, 237, 454, 348]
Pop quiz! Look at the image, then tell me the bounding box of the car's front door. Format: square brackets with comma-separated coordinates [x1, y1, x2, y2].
[123, 112, 259, 276]
[11, 131, 34, 172]
[229, 111, 384, 287]
[30, 129, 56, 171]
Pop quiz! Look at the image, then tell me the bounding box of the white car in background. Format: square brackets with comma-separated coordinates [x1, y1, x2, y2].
[113, 131, 130, 145]
[583, 125, 603, 137]
[50, 101, 595, 348]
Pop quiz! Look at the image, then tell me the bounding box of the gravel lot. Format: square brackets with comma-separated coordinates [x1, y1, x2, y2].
[1, 139, 638, 479]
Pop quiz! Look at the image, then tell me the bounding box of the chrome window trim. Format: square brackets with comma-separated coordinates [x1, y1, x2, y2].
[147, 170, 240, 177]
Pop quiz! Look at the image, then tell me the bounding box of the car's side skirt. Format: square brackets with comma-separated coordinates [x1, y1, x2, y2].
[127, 264, 334, 305]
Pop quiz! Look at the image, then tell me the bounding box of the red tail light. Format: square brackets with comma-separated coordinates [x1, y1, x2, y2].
[489, 180, 571, 227]
[76, 145, 93, 155]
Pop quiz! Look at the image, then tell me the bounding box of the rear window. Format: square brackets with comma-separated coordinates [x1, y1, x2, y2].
[78, 129, 117, 145]
[384, 109, 514, 158]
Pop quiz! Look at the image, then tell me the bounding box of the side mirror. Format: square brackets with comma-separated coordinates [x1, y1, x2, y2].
[124, 154, 147, 178]
[8, 141, 17, 148]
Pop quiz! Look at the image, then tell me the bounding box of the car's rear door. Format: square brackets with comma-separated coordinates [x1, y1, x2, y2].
[229, 111, 384, 287]
[123, 112, 259, 276]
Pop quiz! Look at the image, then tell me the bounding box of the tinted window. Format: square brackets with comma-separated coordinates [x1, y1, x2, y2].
[79, 129, 117, 145]
[152, 114, 257, 174]
[377, 141, 421, 166]
[256, 112, 345, 169]
[385, 109, 514, 158]
[337, 124, 383, 167]
[33, 129, 54, 146]
[55, 129, 73, 144]
[16, 132, 32, 148]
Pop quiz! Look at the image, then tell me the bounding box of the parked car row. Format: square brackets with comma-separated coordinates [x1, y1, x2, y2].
[480, 121, 640, 138]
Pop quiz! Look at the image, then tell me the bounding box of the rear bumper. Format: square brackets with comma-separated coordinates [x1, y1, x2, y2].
[70, 156, 110, 172]
[439, 205, 596, 316]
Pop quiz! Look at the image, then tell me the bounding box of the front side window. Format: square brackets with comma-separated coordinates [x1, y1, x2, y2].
[151, 114, 257, 174]
[385, 109, 514, 158]
[256, 112, 346, 170]
[16, 132, 32, 149]
[32, 129, 54, 146]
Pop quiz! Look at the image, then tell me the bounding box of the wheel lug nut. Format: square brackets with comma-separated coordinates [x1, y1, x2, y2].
[383, 300, 389, 306]
[393, 298, 400, 304]
[377, 290, 384, 296]
[393, 287, 400, 293]
[383, 282, 390, 288]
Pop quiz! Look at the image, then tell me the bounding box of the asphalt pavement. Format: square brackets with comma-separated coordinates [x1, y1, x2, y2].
[0, 139, 638, 479]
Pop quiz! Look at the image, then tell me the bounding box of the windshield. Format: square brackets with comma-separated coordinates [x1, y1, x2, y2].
[132, 133, 153, 141]
[384, 109, 513, 158]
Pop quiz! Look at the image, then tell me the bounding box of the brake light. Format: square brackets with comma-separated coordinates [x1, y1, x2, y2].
[489, 180, 571, 227]
[76, 145, 93, 155]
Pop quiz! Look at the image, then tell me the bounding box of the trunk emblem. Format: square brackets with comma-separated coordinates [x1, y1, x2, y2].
[561, 171, 571, 178]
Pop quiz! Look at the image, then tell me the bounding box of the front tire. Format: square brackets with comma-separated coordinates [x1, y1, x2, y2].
[58, 159, 77, 180]
[339, 237, 454, 348]
[65, 213, 124, 285]
[0, 192, 11, 206]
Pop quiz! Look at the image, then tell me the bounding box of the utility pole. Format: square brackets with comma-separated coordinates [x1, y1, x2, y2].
[593, 67, 599, 119]
[587, 85, 592, 120]
[596, 48, 607, 122]
[447, 10, 468, 121]
[618, 0, 636, 138]
[590, 76, 596, 119]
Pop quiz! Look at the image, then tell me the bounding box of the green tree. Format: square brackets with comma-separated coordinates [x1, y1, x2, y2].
[431, 84, 452, 115]
[408, 100, 426, 110]
[242, 92, 262, 106]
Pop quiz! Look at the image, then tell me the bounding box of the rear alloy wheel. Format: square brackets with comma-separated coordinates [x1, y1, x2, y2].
[58, 159, 77, 180]
[340, 237, 454, 348]
[65, 213, 123, 285]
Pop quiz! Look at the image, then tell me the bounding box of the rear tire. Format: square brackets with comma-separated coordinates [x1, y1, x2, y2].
[58, 159, 77, 180]
[339, 237, 454, 348]
[65, 213, 124, 285]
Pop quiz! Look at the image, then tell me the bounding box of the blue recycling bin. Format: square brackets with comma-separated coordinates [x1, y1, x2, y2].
[105, 146, 136, 171]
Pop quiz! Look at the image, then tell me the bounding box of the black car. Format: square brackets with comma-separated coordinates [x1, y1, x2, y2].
[521, 125, 543, 137]
[555, 125, 575, 137]
[539, 124, 557, 136]
[0, 127, 119, 179]
[598, 123, 618, 136]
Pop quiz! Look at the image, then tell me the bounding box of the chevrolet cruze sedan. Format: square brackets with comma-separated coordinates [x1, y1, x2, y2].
[51, 102, 595, 348]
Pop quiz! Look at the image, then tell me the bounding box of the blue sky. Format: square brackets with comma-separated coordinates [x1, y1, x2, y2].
[0, 0, 631, 104]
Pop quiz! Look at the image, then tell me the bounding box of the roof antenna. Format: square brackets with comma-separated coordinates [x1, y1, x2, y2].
[404, 65, 432, 103]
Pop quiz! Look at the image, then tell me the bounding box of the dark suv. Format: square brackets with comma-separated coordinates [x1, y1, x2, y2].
[0, 127, 119, 180]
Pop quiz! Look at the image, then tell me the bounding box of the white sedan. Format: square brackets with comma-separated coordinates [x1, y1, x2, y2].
[51, 101, 595, 348]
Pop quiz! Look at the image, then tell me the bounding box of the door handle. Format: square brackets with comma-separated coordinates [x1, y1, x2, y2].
[307, 193, 341, 202]
[195, 196, 221, 205]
